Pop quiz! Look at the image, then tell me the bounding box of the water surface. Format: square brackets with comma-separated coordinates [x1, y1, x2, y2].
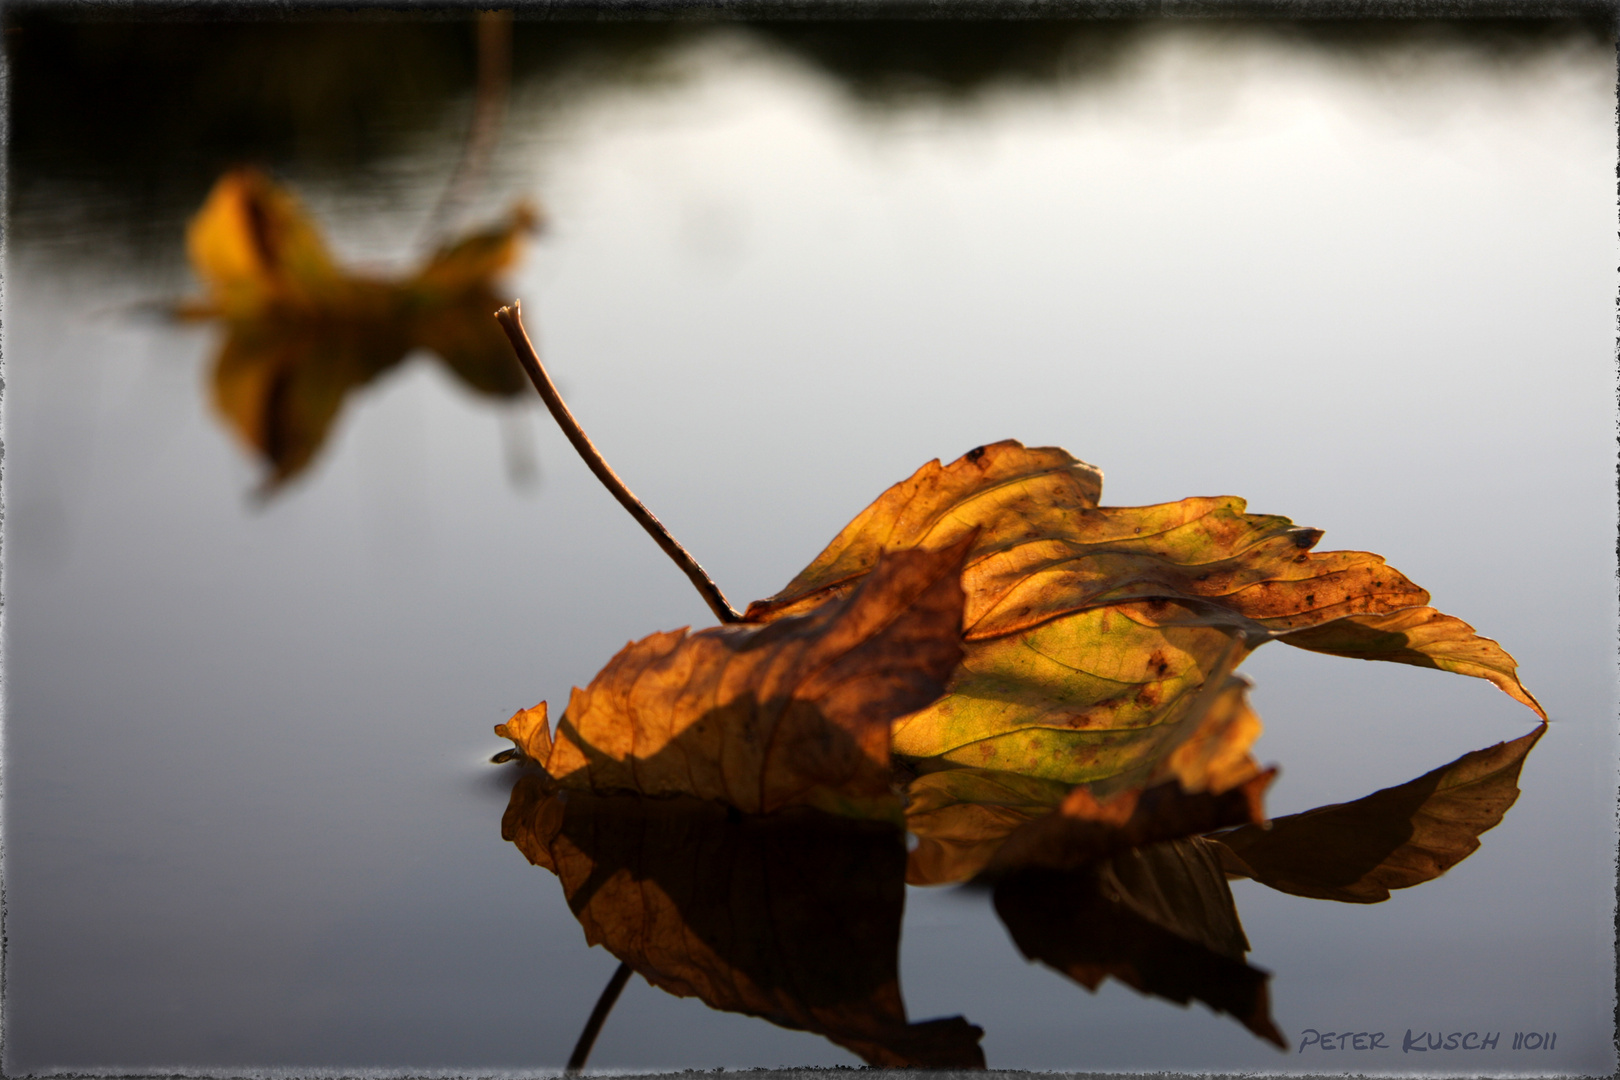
[4, 15, 1614, 1075]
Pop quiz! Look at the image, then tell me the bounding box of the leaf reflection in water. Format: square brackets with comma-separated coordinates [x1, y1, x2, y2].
[993, 838, 1285, 1048]
[1209, 724, 1546, 904]
[502, 779, 987, 1068]
[176, 168, 539, 494]
[499, 724, 1543, 1066]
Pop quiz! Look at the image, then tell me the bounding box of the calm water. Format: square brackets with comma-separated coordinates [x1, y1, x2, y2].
[4, 15, 1615, 1075]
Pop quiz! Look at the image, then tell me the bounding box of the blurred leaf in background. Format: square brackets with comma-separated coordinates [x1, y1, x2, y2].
[178, 167, 539, 493]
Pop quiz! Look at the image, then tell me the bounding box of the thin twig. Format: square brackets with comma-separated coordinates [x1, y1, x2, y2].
[495, 301, 743, 624]
[565, 961, 633, 1074]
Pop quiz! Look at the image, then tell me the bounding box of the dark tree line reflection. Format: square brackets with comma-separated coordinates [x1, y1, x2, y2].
[8, 11, 1610, 254]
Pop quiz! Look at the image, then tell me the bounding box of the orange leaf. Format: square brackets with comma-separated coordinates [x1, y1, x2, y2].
[748, 442, 1539, 787]
[501, 538, 973, 818]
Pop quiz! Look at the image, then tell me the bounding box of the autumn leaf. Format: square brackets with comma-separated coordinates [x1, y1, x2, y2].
[497, 537, 972, 819]
[480, 431, 1552, 1064]
[745, 440, 1434, 642]
[747, 441, 1542, 787]
[178, 167, 539, 490]
[501, 779, 986, 1067]
[409, 203, 540, 298]
[993, 838, 1285, 1048]
[1207, 724, 1545, 903]
[745, 442, 1103, 625]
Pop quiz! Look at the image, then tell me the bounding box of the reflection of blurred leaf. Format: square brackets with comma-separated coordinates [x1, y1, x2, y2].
[501, 780, 986, 1067]
[210, 308, 409, 486]
[497, 539, 972, 819]
[745, 441, 1542, 785]
[1208, 725, 1545, 903]
[407, 287, 532, 398]
[179, 168, 539, 491]
[994, 838, 1285, 1048]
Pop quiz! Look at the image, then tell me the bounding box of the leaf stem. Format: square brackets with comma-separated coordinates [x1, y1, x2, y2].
[495, 301, 743, 624]
[565, 960, 633, 1074]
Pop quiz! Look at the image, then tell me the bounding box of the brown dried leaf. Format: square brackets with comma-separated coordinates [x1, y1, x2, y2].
[501, 538, 972, 818]
[747, 442, 1539, 784]
[1208, 724, 1545, 903]
[745, 441, 1103, 625]
[1277, 607, 1545, 719]
[501, 779, 986, 1068]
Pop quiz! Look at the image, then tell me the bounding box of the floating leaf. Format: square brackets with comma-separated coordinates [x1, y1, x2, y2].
[993, 838, 1285, 1048]
[487, 434, 1553, 1062]
[179, 168, 539, 490]
[498, 538, 972, 819]
[747, 441, 1541, 785]
[745, 441, 1103, 625]
[502, 780, 986, 1068]
[1208, 724, 1545, 903]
